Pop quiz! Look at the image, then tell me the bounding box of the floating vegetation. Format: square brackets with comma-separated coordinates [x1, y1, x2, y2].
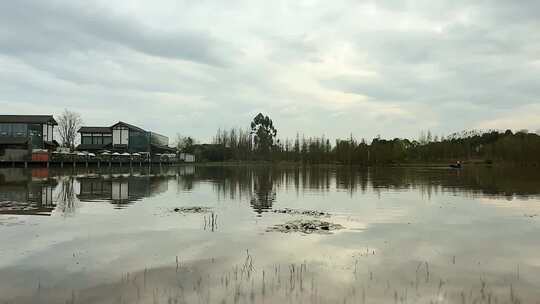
[271, 208, 330, 217]
[173, 206, 213, 214]
[267, 219, 344, 234]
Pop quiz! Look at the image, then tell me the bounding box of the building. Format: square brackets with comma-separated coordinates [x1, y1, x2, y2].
[0, 115, 58, 161]
[77, 126, 113, 152]
[179, 152, 196, 163]
[77, 121, 174, 154]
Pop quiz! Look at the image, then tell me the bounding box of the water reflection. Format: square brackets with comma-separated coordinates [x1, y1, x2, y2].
[250, 168, 276, 214]
[56, 177, 77, 214]
[0, 167, 194, 213]
[74, 166, 193, 207]
[192, 165, 540, 213]
[1, 165, 540, 303]
[78, 175, 170, 207]
[1, 165, 540, 216]
[0, 168, 57, 216]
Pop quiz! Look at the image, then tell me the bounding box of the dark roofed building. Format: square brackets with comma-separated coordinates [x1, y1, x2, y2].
[0, 115, 57, 125]
[78, 126, 113, 152]
[0, 137, 29, 145]
[78, 126, 112, 133]
[0, 115, 58, 161]
[77, 121, 174, 154]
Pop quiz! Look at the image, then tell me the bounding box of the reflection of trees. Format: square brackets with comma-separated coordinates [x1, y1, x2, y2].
[197, 165, 540, 202]
[250, 169, 276, 214]
[366, 167, 540, 199]
[177, 174, 195, 192]
[200, 166, 254, 201]
[56, 177, 77, 214]
[15, 164, 540, 216]
[335, 167, 368, 195]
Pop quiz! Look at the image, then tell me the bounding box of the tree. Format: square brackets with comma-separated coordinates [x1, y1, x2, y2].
[250, 113, 277, 157]
[419, 130, 427, 145]
[175, 133, 196, 153]
[57, 109, 82, 150]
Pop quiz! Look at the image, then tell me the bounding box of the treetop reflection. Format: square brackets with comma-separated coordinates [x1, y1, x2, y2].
[1, 165, 539, 216]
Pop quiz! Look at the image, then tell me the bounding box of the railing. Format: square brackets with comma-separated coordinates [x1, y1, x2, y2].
[0, 153, 188, 168]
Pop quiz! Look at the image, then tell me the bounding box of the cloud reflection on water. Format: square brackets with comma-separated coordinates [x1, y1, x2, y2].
[0, 165, 539, 303]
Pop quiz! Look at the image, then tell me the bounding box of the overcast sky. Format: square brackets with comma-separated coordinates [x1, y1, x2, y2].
[1, 0, 539, 142]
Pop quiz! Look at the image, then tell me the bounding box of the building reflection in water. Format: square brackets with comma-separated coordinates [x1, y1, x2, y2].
[1, 165, 540, 217]
[0, 166, 196, 214]
[74, 165, 195, 207]
[0, 168, 57, 216]
[76, 169, 182, 208]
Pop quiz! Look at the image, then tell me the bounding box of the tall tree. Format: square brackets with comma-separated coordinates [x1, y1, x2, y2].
[250, 113, 277, 157]
[57, 109, 82, 150]
[175, 133, 196, 153]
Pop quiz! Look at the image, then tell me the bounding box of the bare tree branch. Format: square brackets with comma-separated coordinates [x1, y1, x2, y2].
[57, 109, 83, 150]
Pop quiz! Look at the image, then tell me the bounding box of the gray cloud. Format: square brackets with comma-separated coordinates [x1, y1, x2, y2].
[0, 0, 539, 141]
[0, 0, 235, 66]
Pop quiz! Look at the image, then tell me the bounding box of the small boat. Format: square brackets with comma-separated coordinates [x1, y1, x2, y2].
[449, 162, 462, 169]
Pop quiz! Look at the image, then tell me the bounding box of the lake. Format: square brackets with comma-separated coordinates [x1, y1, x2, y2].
[1, 165, 539, 303]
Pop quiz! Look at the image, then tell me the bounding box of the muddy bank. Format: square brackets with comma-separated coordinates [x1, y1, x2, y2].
[267, 219, 344, 234]
[271, 208, 330, 217]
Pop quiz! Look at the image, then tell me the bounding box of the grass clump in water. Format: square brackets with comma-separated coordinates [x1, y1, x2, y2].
[267, 219, 344, 234]
[271, 208, 330, 217]
[173, 206, 213, 213]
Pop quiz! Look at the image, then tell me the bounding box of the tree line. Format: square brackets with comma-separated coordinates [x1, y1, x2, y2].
[57, 109, 539, 165]
[181, 113, 540, 165]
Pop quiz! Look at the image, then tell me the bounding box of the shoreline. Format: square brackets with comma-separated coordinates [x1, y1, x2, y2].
[2, 158, 538, 169]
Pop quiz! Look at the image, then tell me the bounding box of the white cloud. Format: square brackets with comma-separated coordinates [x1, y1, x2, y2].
[1, 0, 539, 141]
[475, 104, 540, 132]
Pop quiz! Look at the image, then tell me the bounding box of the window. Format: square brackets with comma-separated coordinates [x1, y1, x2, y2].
[42, 124, 48, 139]
[103, 135, 112, 145]
[12, 124, 27, 137]
[92, 134, 102, 145]
[0, 124, 9, 136]
[28, 124, 42, 149]
[82, 135, 92, 145]
[113, 127, 129, 145]
[48, 125, 54, 141]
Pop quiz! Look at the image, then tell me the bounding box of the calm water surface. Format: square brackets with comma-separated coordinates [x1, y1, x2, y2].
[1, 165, 539, 303]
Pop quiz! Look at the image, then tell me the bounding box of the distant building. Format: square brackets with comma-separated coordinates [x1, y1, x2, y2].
[179, 152, 196, 163]
[77, 126, 113, 152]
[0, 115, 58, 161]
[77, 121, 174, 155]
